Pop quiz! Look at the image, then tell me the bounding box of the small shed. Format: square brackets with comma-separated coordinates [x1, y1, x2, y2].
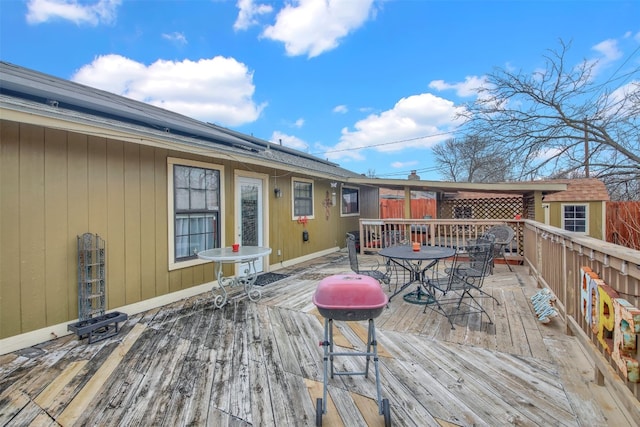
[540, 178, 609, 240]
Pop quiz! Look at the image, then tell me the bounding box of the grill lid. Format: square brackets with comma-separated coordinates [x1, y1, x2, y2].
[313, 274, 388, 310]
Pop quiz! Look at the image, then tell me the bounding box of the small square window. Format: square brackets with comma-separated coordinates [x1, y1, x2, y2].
[563, 204, 588, 233]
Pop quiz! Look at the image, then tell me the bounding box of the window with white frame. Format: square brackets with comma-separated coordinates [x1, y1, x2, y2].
[562, 204, 588, 233]
[292, 178, 314, 218]
[341, 186, 360, 216]
[169, 158, 222, 267]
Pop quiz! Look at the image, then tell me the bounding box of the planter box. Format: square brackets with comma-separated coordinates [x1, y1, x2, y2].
[68, 311, 128, 344]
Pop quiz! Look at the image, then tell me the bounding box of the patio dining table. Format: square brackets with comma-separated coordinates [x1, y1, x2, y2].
[379, 245, 456, 303]
[198, 246, 272, 308]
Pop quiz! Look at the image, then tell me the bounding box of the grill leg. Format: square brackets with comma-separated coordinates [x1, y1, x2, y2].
[369, 318, 385, 415]
[328, 319, 335, 378]
[322, 318, 330, 414]
[365, 318, 374, 377]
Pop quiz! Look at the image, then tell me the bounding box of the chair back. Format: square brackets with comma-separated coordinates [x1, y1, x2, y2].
[382, 230, 401, 247]
[346, 233, 360, 273]
[465, 241, 494, 279]
[428, 240, 499, 327]
[484, 225, 514, 246]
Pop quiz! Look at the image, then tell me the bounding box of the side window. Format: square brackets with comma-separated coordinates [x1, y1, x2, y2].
[341, 186, 360, 216]
[169, 158, 222, 269]
[292, 178, 314, 219]
[563, 204, 588, 233]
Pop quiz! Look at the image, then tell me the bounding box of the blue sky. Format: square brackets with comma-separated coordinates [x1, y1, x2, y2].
[1, 0, 639, 180]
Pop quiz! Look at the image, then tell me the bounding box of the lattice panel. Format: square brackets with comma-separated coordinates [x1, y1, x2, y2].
[440, 197, 525, 258]
[441, 197, 523, 220]
[523, 195, 535, 220]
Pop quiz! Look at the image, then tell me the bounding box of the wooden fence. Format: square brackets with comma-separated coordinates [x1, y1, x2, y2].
[380, 198, 437, 219]
[607, 201, 640, 250]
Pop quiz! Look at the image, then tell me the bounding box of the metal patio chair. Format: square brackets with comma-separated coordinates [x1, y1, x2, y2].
[346, 233, 391, 285]
[483, 225, 515, 273]
[424, 239, 500, 328]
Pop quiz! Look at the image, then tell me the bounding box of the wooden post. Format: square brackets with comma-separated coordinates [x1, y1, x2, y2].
[584, 117, 590, 178]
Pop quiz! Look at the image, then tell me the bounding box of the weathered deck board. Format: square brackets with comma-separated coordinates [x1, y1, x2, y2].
[0, 253, 637, 427]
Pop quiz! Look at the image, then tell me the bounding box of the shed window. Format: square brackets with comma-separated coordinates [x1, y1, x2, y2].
[562, 204, 588, 233]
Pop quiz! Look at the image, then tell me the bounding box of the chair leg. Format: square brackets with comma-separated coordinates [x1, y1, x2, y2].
[502, 253, 513, 272]
[423, 288, 456, 329]
[474, 287, 501, 306]
[461, 291, 494, 325]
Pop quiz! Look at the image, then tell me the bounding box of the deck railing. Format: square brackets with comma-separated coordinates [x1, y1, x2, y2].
[357, 218, 640, 408]
[523, 220, 640, 407]
[358, 218, 524, 263]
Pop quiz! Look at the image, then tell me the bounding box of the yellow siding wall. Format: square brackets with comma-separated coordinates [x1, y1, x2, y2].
[0, 120, 362, 339]
[0, 121, 222, 338]
[266, 177, 360, 262]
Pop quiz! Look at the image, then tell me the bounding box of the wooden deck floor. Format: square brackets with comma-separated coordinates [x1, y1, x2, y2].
[1, 251, 637, 426]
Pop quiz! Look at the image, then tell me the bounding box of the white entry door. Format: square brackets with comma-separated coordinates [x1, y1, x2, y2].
[236, 176, 265, 273]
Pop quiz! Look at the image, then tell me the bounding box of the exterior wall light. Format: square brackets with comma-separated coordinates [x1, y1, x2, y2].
[330, 182, 338, 206]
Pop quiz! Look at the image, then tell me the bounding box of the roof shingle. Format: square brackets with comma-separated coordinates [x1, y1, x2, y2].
[541, 178, 609, 202]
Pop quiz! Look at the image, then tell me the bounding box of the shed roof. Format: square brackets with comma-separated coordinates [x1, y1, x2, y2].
[540, 178, 610, 202]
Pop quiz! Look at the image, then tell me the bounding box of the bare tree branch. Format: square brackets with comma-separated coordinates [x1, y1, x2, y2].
[455, 40, 640, 199]
[432, 136, 512, 182]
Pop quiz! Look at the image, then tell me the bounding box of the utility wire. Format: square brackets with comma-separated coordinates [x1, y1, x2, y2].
[310, 128, 459, 156]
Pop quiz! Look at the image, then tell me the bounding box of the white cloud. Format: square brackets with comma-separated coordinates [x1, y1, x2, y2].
[324, 93, 464, 162]
[234, 0, 273, 31]
[262, 0, 377, 58]
[26, 0, 121, 25]
[607, 80, 640, 119]
[162, 32, 188, 45]
[333, 104, 348, 113]
[592, 39, 623, 63]
[72, 54, 266, 126]
[428, 75, 487, 97]
[293, 118, 305, 128]
[535, 147, 563, 161]
[391, 160, 418, 169]
[270, 131, 309, 151]
[586, 38, 623, 77]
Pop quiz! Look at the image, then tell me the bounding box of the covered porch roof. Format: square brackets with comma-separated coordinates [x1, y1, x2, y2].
[345, 176, 569, 199]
